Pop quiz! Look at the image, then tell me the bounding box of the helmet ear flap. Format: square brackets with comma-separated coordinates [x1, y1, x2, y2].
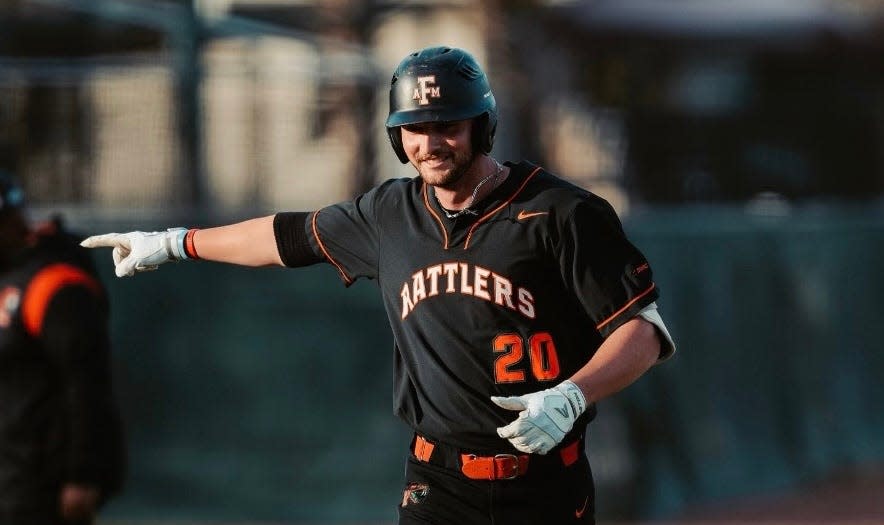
[472, 113, 498, 154]
[388, 127, 409, 164]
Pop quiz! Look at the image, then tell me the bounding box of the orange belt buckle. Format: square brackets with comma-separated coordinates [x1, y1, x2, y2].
[460, 453, 529, 480]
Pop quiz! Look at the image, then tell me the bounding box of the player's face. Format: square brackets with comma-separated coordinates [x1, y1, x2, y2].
[400, 119, 477, 190]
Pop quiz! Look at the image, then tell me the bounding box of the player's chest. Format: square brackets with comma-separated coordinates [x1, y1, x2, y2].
[382, 212, 549, 272]
[378, 219, 557, 319]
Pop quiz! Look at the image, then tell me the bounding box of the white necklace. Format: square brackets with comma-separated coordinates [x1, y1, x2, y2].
[440, 160, 503, 219]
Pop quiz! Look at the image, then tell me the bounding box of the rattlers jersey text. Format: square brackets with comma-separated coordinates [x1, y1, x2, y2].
[399, 262, 536, 320]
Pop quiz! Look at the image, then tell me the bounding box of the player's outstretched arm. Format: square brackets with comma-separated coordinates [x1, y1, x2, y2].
[81, 215, 283, 277]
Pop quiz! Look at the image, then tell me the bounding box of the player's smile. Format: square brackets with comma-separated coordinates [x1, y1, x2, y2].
[401, 120, 473, 188]
[420, 157, 476, 194]
[420, 156, 453, 171]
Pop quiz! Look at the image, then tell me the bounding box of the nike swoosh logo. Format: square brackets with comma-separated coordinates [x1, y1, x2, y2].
[516, 210, 549, 221]
[575, 495, 589, 518]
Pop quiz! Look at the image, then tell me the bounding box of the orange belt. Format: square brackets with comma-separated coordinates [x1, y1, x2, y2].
[412, 434, 581, 481]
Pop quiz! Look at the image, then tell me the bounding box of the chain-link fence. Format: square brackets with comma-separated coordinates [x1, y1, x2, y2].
[2, 1, 386, 226]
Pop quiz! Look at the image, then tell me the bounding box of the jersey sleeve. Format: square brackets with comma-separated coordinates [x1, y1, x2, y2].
[558, 197, 659, 338]
[22, 264, 126, 496]
[306, 184, 385, 285]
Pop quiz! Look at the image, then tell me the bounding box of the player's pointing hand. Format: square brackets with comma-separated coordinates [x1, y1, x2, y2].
[81, 229, 189, 278]
[491, 380, 587, 455]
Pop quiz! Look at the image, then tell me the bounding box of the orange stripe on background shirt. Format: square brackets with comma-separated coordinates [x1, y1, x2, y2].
[22, 263, 100, 337]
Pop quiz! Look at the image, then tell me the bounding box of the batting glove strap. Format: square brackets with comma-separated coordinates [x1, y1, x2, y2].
[554, 380, 587, 419]
[164, 228, 189, 260]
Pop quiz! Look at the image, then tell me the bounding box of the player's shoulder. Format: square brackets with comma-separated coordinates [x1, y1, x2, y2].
[365, 176, 418, 199]
[511, 161, 617, 218]
[358, 175, 426, 211]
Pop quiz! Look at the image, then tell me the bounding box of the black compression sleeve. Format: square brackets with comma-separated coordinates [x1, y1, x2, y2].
[273, 212, 322, 267]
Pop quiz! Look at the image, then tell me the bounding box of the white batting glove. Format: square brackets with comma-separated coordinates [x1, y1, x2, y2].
[491, 380, 587, 455]
[80, 229, 189, 277]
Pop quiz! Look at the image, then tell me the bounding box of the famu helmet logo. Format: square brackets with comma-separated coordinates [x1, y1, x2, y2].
[413, 75, 440, 105]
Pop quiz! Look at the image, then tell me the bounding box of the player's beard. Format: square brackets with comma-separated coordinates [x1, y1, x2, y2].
[415, 147, 479, 191]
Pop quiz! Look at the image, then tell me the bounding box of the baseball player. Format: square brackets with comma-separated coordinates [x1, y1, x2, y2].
[0, 171, 126, 525]
[82, 46, 674, 524]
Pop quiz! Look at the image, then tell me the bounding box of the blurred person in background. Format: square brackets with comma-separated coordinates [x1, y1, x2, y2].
[0, 170, 125, 525]
[82, 46, 673, 524]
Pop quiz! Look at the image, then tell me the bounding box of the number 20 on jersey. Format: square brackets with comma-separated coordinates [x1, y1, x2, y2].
[493, 331, 561, 383]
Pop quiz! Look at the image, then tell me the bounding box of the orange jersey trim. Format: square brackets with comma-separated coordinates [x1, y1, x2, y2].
[595, 283, 656, 332]
[22, 263, 100, 337]
[422, 182, 449, 250]
[311, 210, 353, 285]
[464, 166, 543, 249]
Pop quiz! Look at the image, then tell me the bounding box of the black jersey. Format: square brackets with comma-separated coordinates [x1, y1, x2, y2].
[0, 219, 125, 519]
[293, 161, 658, 452]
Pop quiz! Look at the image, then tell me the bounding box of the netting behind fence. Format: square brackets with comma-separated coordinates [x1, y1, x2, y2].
[1, 38, 380, 217]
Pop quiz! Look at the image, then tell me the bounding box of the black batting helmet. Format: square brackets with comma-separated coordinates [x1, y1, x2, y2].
[0, 170, 24, 214]
[386, 46, 498, 164]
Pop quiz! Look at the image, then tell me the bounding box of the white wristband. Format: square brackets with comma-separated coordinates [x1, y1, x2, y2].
[165, 228, 189, 260]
